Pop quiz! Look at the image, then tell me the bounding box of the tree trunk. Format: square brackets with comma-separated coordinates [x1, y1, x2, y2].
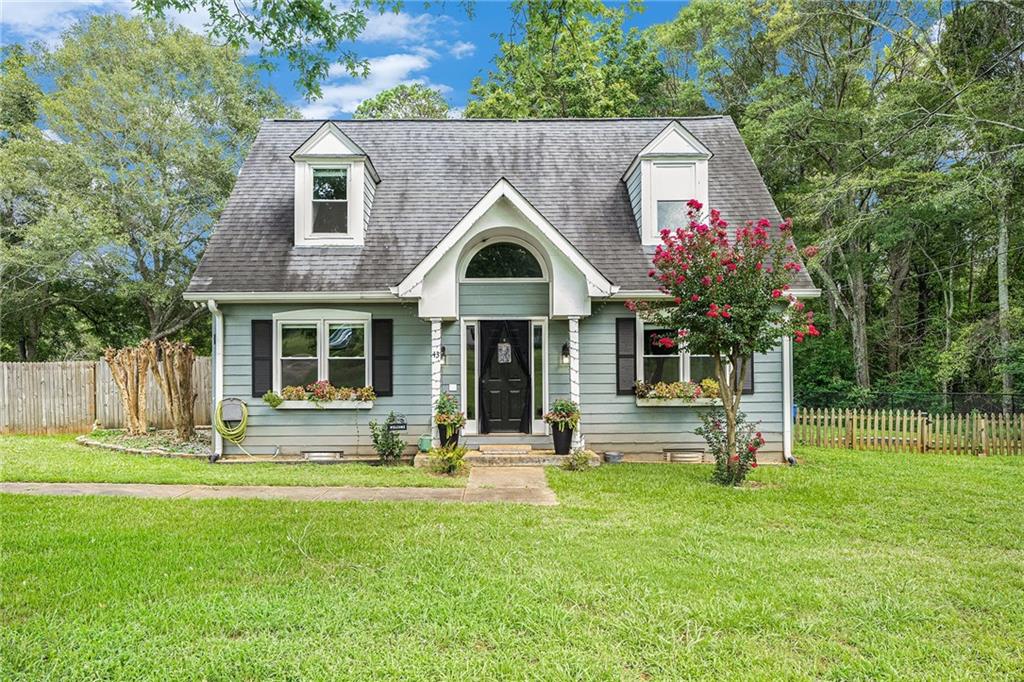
[146, 339, 197, 440]
[997, 205, 1012, 413]
[103, 345, 150, 435]
[848, 257, 871, 389]
[886, 248, 911, 374]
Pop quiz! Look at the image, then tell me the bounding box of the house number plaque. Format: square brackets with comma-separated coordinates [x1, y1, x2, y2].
[497, 342, 512, 364]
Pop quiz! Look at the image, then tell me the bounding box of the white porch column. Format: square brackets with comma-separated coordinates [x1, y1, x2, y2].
[568, 316, 583, 449]
[430, 318, 443, 446]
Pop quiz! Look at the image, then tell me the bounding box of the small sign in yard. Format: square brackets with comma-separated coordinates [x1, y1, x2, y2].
[388, 414, 408, 431]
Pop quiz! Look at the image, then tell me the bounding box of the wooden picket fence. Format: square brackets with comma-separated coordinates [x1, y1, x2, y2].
[0, 359, 211, 435]
[795, 407, 1024, 456]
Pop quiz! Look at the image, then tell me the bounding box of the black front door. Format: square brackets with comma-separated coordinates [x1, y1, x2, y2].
[478, 320, 531, 433]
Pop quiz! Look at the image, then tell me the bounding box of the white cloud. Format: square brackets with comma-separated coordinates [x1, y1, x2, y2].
[301, 51, 452, 118]
[0, 0, 123, 46]
[449, 40, 475, 59]
[360, 11, 435, 43]
[0, 0, 213, 47]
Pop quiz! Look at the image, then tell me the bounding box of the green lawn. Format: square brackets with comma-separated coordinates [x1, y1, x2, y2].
[2, 443, 1023, 679]
[0, 435, 462, 488]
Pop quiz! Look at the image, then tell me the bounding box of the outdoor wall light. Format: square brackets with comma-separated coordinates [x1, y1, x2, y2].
[561, 342, 570, 365]
[440, 345, 447, 365]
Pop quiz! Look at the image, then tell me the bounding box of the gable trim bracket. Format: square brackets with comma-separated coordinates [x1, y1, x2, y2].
[393, 177, 617, 300]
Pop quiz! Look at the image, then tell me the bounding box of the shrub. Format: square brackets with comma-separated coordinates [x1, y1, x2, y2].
[261, 390, 283, 408]
[429, 444, 467, 475]
[695, 408, 765, 486]
[543, 398, 580, 430]
[368, 411, 407, 463]
[634, 381, 703, 400]
[561, 448, 592, 471]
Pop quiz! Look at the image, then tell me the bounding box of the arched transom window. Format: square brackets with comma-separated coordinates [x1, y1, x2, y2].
[465, 242, 544, 279]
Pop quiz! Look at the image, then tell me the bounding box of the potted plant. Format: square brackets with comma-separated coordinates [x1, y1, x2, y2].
[543, 399, 580, 455]
[434, 392, 466, 448]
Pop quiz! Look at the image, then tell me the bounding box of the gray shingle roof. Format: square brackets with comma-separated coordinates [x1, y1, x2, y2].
[186, 117, 815, 296]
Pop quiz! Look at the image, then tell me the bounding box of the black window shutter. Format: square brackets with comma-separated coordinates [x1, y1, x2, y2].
[743, 354, 755, 394]
[615, 317, 637, 395]
[251, 320, 273, 397]
[372, 319, 393, 397]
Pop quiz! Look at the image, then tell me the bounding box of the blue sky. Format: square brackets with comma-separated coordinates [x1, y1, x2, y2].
[0, 0, 686, 118]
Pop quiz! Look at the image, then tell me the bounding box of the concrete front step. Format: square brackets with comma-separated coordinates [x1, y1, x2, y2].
[465, 450, 602, 467]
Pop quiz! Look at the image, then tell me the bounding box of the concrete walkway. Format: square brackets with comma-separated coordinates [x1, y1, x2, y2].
[0, 467, 558, 506]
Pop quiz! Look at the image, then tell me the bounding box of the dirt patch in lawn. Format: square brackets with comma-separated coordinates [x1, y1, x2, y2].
[78, 429, 211, 458]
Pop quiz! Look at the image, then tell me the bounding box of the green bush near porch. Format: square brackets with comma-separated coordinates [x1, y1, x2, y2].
[0, 435, 463, 488]
[2, 442, 1022, 678]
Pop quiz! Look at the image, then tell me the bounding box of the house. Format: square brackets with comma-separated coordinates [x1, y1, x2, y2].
[184, 118, 818, 461]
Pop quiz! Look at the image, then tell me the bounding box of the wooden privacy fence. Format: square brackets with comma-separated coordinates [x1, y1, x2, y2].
[1, 359, 211, 434]
[796, 407, 1024, 456]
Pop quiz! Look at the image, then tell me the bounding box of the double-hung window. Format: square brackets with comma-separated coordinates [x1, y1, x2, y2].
[311, 167, 349, 234]
[653, 162, 696, 233]
[276, 317, 369, 390]
[640, 324, 753, 392]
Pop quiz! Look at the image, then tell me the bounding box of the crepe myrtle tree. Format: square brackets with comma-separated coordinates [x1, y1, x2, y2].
[627, 200, 818, 481]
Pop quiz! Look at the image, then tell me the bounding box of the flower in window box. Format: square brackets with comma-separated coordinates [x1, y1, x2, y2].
[281, 385, 307, 401]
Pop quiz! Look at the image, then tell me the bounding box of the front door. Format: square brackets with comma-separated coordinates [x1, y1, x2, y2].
[478, 320, 531, 433]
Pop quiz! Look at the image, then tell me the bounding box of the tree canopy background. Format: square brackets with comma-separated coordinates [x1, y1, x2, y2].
[2, 0, 1020, 410]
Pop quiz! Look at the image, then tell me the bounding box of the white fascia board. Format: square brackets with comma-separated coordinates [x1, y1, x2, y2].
[182, 290, 398, 303]
[395, 178, 616, 298]
[622, 120, 713, 180]
[291, 122, 380, 182]
[605, 287, 822, 300]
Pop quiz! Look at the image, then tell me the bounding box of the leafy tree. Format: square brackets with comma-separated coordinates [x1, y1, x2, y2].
[137, 0, 474, 100]
[465, 0, 705, 118]
[35, 15, 291, 343]
[628, 201, 815, 484]
[2, 17, 290, 359]
[354, 84, 450, 119]
[0, 47, 124, 360]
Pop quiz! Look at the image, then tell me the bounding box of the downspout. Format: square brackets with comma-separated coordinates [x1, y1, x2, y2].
[207, 299, 224, 461]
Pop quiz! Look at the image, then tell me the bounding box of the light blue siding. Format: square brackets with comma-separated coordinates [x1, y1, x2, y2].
[579, 302, 785, 456]
[363, 177, 375, 227]
[626, 165, 642, 230]
[215, 292, 786, 457]
[219, 302, 430, 455]
[458, 281, 549, 317]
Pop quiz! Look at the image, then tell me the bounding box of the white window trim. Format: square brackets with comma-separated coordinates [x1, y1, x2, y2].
[459, 237, 550, 283]
[636, 322, 705, 384]
[635, 320, 753, 391]
[640, 157, 709, 246]
[460, 317, 548, 436]
[272, 310, 372, 392]
[293, 159, 366, 246]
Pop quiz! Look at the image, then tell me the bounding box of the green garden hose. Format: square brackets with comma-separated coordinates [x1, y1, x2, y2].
[215, 399, 252, 458]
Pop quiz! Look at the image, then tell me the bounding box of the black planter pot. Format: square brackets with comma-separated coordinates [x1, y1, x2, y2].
[439, 426, 460, 448]
[551, 425, 573, 455]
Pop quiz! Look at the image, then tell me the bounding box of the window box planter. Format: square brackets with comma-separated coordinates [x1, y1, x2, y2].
[635, 397, 722, 407]
[275, 400, 375, 410]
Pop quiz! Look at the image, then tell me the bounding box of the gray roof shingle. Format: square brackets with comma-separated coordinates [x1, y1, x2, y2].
[187, 117, 815, 295]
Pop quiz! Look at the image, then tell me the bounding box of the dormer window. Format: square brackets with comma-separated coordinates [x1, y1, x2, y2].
[623, 121, 712, 246]
[312, 167, 349, 234]
[292, 122, 378, 247]
[654, 162, 697, 232]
